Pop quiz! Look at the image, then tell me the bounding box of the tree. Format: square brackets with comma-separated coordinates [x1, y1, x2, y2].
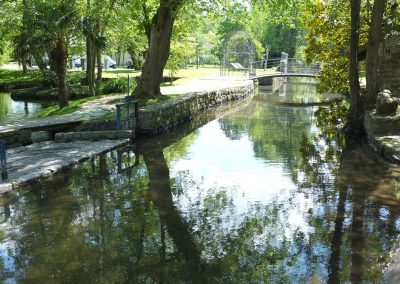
[365, 0, 386, 110]
[133, 0, 186, 98]
[305, 0, 399, 133]
[347, 0, 363, 133]
[249, 0, 311, 58]
[83, 0, 118, 96]
[25, 0, 80, 108]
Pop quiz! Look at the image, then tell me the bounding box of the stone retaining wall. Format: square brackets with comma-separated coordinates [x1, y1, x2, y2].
[0, 129, 32, 148]
[364, 110, 400, 138]
[137, 81, 255, 135]
[55, 131, 133, 142]
[380, 36, 400, 98]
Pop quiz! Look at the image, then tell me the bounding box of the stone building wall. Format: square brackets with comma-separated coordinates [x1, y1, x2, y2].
[380, 36, 400, 97]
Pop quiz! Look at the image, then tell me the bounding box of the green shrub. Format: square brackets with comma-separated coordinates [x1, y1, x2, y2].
[101, 77, 136, 95]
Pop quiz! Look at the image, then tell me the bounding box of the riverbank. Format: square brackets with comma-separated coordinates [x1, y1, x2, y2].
[364, 110, 400, 283]
[0, 77, 254, 192]
[364, 110, 400, 163]
[383, 236, 400, 284]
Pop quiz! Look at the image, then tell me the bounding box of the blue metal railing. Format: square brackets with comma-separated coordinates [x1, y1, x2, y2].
[0, 140, 7, 181]
[116, 96, 139, 131]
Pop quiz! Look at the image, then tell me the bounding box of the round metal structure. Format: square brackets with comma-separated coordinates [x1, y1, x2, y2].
[220, 30, 256, 77]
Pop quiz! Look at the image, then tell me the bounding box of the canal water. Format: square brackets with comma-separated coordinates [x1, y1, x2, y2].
[0, 93, 44, 123]
[0, 79, 399, 283]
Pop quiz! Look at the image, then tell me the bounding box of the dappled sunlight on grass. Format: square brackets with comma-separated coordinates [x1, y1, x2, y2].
[36, 94, 121, 117]
[0, 70, 42, 84]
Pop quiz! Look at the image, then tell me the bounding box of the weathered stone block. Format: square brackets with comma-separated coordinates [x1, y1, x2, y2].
[376, 90, 398, 116]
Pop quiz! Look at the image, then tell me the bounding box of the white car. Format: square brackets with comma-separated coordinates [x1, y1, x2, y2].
[107, 56, 116, 68]
[72, 56, 81, 68]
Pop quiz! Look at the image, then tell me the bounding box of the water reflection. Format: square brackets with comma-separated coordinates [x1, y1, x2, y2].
[0, 93, 44, 123]
[266, 77, 343, 105]
[0, 82, 399, 282]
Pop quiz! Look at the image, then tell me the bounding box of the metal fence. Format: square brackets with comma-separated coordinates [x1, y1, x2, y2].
[251, 58, 320, 77]
[115, 96, 139, 131]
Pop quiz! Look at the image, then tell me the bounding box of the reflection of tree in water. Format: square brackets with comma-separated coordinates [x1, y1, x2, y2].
[295, 111, 400, 282]
[2, 98, 400, 282]
[0, 94, 12, 122]
[217, 91, 400, 281]
[0, 138, 333, 282]
[219, 99, 314, 172]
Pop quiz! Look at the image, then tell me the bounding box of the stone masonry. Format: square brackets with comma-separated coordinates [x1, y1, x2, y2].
[138, 81, 255, 134]
[380, 35, 400, 97]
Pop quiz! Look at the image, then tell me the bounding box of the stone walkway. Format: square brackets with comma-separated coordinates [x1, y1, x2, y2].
[371, 136, 400, 163]
[162, 76, 250, 95]
[0, 139, 128, 193]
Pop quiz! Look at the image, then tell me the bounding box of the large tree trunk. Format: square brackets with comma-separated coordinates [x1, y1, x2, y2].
[21, 57, 28, 73]
[347, 0, 363, 134]
[95, 47, 102, 95]
[86, 36, 96, 96]
[54, 37, 68, 108]
[365, 0, 386, 109]
[95, 20, 102, 96]
[133, 1, 183, 98]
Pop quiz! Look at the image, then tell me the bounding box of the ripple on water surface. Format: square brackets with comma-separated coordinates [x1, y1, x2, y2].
[0, 82, 399, 283]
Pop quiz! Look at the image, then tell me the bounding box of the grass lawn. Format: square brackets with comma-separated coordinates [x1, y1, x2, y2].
[36, 92, 183, 118]
[0, 69, 42, 85]
[35, 95, 118, 117]
[2, 65, 224, 118]
[0, 69, 86, 85]
[0, 65, 223, 88]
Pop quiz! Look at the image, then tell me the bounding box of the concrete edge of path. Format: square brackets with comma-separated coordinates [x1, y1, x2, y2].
[382, 236, 400, 283]
[0, 139, 130, 194]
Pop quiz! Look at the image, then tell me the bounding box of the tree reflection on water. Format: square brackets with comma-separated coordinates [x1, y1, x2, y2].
[0, 85, 399, 282]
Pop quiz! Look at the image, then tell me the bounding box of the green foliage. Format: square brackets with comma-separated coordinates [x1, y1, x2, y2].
[166, 34, 196, 80]
[0, 40, 11, 65]
[101, 77, 136, 95]
[304, 0, 400, 93]
[314, 99, 350, 133]
[304, 0, 353, 93]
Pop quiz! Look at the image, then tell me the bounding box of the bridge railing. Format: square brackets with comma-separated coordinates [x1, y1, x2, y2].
[251, 58, 320, 76]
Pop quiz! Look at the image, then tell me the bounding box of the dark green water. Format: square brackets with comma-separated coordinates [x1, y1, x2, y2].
[0, 93, 43, 123]
[0, 81, 399, 283]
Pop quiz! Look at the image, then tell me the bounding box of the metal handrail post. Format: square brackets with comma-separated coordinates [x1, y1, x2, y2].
[0, 140, 7, 181]
[116, 105, 122, 131]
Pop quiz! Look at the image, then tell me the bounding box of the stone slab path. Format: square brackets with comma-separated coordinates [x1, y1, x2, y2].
[371, 135, 400, 163]
[0, 139, 128, 194]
